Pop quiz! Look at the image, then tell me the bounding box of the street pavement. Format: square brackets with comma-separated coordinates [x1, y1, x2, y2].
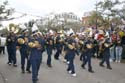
[0, 49, 125, 83]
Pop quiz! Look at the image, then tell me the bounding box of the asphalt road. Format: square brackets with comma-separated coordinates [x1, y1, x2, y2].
[0, 49, 125, 83]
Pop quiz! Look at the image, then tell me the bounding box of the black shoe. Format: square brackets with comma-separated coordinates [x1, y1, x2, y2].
[47, 64, 52, 68]
[99, 64, 105, 67]
[107, 67, 112, 70]
[36, 78, 39, 81]
[81, 64, 86, 69]
[54, 57, 59, 60]
[80, 57, 82, 61]
[27, 70, 31, 73]
[33, 81, 37, 83]
[88, 69, 94, 73]
[22, 70, 25, 73]
[33, 79, 38, 83]
[80, 59, 82, 61]
[54, 55, 59, 60]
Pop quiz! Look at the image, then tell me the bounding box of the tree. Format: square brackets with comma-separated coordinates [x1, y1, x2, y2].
[88, 11, 103, 28]
[95, 0, 125, 29]
[0, 0, 14, 21]
[0, 0, 14, 31]
[119, 4, 125, 20]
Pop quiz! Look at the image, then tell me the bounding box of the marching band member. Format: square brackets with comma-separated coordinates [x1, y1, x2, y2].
[81, 36, 94, 73]
[63, 35, 70, 63]
[99, 37, 112, 70]
[17, 24, 31, 73]
[79, 36, 85, 61]
[28, 25, 45, 83]
[66, 33, 77, 77]
[54, 31, 63, 60]
[6, 31, 17, 67]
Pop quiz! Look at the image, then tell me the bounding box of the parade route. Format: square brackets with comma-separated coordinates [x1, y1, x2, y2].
[1, 0, 125, 83]
[0, 50, 125, 83]
[0, 72, 4, 83]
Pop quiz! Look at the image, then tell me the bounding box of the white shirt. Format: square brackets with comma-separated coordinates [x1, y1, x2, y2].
[0, 36, 6, 46]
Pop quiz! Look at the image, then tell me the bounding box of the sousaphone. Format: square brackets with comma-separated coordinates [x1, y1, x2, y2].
[7, 23, 19, 34]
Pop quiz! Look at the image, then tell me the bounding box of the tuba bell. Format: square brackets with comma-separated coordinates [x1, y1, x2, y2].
[7, 23, 19, 34]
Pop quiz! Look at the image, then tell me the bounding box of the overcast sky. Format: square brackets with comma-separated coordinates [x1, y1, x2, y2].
[7, 0, 102, 17]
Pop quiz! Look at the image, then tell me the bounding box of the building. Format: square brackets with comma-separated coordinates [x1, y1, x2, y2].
[82, 11, 93, 27]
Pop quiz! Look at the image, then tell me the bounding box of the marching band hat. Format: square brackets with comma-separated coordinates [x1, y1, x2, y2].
[69, 33, 73, 36]
[19, 24, 28, 33]
[22, 29, 29, 33]
[32, 24, 39, 34]
[32, 30, 39, 34]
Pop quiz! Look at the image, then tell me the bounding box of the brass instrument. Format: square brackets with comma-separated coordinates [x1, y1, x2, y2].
[28, 42, 36, 48]
[68, 42, 76, 50]
[17, 37, 29, 45]
[79, 40, 84, 45]
[86, 43, 93, 49]
[34, 41, 41, 48]
[59, 38, 64, 43]
[68, 44, 74, 50]
[24, 37, 28, 43]
[7, 24, 19, 34]
[17, 38, 25, 44]
[28, 40, 41, 48]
